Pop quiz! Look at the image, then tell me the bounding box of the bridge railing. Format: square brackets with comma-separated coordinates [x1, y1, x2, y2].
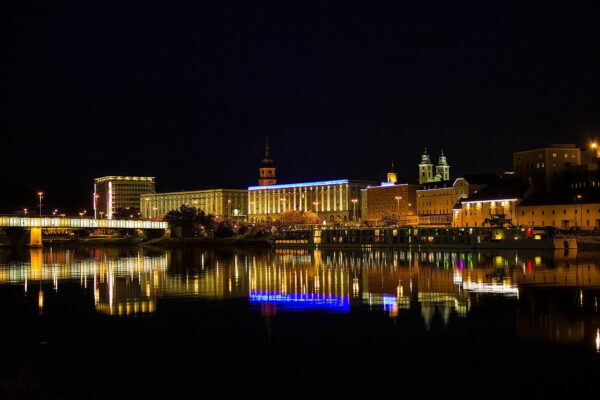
[0, 217, 168, 230]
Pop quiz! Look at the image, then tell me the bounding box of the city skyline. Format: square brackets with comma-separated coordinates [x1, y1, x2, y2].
[4, 2, 600, 197]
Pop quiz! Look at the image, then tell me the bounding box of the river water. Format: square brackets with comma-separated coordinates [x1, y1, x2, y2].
[0, 246, 599, 398]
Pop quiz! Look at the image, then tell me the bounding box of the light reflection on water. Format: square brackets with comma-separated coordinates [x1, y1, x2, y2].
[0, 247, 600, 350]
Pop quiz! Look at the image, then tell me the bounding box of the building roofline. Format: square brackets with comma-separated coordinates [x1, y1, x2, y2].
[94, 176, 155, 183]
[142, 188, 247, 197]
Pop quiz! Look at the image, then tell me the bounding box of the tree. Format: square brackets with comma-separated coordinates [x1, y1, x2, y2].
[276, 210, 321, 227]
[303, 211, 320, 225]
[163, 205, 214, 238]
[381, 213, 400, 226]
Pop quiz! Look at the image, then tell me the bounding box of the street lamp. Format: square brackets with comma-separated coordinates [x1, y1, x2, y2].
[37, 192, 43, 217]
[99, 211, 105, 219]
[395, 196, 402, 215]
[227, 199, 232, 216]
[23, 208, 28, 216]
[93, 193, 99, 219]
[351, 198, 358, 221]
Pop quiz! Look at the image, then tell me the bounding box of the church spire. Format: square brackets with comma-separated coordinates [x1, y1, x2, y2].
[265, 136, 270, 158]
[259, 137, 276, 186]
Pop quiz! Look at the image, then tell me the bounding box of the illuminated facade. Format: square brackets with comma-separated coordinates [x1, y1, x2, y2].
[364, 183, 419, 225]
[94, 176, 155, 219]
[247, 179, 374, 223]
[417, 176, 493, 226]
[514, 144, 581, 192]
[516, 191, 600, 230]
[141, 189, 248, 219]
[452, 175, 528, 227]
[453, 198, 519, 227]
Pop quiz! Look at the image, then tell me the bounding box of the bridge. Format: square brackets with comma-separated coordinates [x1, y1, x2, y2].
[0, 216, 168, 247]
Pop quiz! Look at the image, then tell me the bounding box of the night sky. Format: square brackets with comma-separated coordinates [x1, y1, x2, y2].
[3, 1, 600, 208]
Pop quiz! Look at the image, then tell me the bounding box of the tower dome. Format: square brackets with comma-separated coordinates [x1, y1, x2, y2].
[435, 149, 450, 181]
[418, 148, 434, 184]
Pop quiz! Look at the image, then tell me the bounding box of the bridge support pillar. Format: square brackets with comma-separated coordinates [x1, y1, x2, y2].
[29, 227, 43, 247]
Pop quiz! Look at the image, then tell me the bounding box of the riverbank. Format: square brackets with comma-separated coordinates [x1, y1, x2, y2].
[5, 235, 273, 248]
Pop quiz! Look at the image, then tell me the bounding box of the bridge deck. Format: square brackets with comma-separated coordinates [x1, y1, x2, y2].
[0, 217, 168, 230]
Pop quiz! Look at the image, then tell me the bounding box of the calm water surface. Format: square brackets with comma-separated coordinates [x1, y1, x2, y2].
[0, 246, 599, 398]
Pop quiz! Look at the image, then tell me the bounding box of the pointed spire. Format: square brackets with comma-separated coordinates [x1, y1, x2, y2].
[265, 136, 270, 158]
[438, 149, 448, 166]
[421, 147, 432, 164]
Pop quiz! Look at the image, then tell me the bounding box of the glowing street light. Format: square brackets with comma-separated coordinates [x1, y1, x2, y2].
[395, 196, 402, 216]
[37, 192, 43, 217]
[93, 193, 99, 219]
[351, 198, 358, 221]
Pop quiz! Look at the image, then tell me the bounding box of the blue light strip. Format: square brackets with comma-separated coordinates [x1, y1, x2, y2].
[248, 179, 349, 191]
[249, 291, 350, 312]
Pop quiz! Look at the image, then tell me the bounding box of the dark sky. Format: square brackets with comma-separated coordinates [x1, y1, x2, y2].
[3, 1, 600, 199]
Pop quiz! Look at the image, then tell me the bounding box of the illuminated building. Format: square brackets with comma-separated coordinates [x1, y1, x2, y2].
[258, 137, 276, 186]
[418, 148, 450, 184]
[141, 189, 248, 219]
[364, 183, 419, 225]
[417, 175, 497, 226]
[452, 176, 527, 227]
[514, 144, 581, 192]
[247, 179, 374, 223]
[362, 164, 419, 225]
[94, 176, 155, 219]
[516, 190, 600, 229]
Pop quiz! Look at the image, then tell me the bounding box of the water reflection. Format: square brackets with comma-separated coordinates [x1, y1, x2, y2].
[0, 247, 599, 351]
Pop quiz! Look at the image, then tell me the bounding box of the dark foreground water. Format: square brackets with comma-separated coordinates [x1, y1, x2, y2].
[0, 246, 599, 399]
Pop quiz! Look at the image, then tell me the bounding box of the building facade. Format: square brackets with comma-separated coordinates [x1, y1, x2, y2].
[364, 183, 419, 225]
[247, 179, 374, 223]
[94, 176, 156, 219]
[516, 190, 600, 230]
[141, 189, 248, 220]
[514, 144, 581, 192]
[452, 176, 527, 227]
[417, 176, 494, 226]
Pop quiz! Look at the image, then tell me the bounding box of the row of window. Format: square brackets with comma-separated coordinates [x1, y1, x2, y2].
[521, 208, 600, 216]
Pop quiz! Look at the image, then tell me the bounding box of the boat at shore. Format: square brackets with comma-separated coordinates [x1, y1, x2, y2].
[274, 226, 575, 250]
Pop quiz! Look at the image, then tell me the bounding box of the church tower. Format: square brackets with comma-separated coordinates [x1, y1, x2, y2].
[386, 161, 398, 183]
[418, 148, 434, 184]
[435, 149, 450, 181]
[258, 137, 277, 186]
